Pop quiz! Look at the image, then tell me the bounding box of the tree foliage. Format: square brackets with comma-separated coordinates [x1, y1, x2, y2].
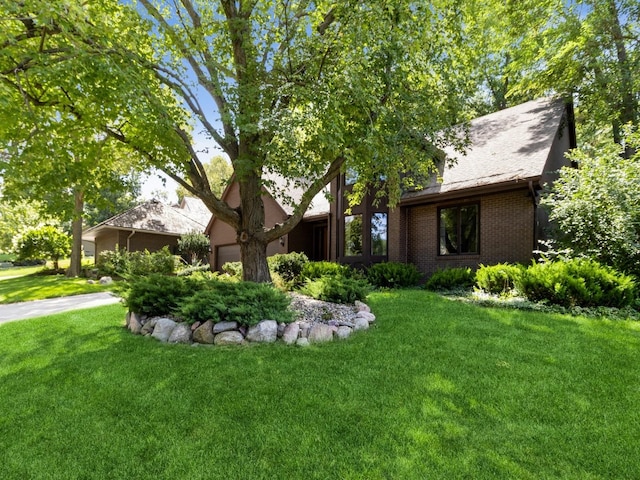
[14, 225, 71, 270]
[175, 155, 232, 201]
[177, 232, 210, 266]
[542, 130, 640, 277]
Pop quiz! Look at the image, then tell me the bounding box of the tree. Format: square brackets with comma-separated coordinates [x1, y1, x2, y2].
[542, 130, 640, 277]
[1, 1, 478, 282]
[0, 195, 51, 253]
[15, 225, 71, 270]
[175, 155, 232, 202]
[177, 231, 210, 265]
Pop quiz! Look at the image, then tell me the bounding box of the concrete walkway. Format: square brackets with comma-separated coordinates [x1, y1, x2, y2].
[0, 292, 122, 325]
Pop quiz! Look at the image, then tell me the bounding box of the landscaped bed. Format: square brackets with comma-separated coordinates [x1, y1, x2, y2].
[1, 290, 639, 479]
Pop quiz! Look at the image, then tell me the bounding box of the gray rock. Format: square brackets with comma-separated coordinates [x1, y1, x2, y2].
[246, 320, 278, 343]
[335, 326, 352, 339]
[308, 323, 334, 343]
[355, 300, 370, 313]
[282, 323, 300, 345]
[193, 320, 215, 344]
[296, 337, 310, 347]
[128, 312, 142, 335]
[191, 321, 202, 332]
[168, 323, 192, 344]
[213, 321, 239, 334]
[214, 331, 245, 345]
[277, 322, 286, 338]
[140, 318, 157, 336]
[354, 317, 369, 331]
[336, 320, 355, 328]
[98, 276, 113, 285]
[299, 322, 311, 338]
[356, 311, 376, 323]
[151, 318, 177, 342]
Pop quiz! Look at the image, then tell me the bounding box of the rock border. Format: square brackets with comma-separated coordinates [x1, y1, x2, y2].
[125, 297, 375, 347]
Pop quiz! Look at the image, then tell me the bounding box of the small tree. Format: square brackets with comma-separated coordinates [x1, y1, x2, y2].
[15, 225, 72, 271]
[177, 232, 210, 266]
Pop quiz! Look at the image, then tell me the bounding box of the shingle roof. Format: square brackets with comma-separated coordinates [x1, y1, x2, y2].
[263, 173, 331, 218]
[402, 97, 567, 201]
[82, 199, 208, 241]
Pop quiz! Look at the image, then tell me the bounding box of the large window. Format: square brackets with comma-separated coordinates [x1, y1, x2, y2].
[439, 204, 479, 255]
[344, 214, 363, 256]
[371, 213, 388, 256]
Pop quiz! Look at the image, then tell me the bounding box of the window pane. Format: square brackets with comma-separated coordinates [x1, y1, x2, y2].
[439, 207, 458, 255]
[371, 213, 388, 256]
[344, 214, 363, 256]
[459, 205, 478, 253]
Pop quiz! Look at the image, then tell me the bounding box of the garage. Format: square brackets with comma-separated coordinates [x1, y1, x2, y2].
[216, 244, 240, 270]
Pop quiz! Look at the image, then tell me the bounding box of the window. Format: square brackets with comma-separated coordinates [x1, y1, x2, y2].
[439, 204, 479, 255]
[371, 213, 388, 256]
[344, 214, 363, 256]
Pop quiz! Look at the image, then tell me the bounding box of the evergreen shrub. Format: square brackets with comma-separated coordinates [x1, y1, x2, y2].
[475, 263, 523, 294]
[425, 267, 475, 291]
[268, 252, 308, 284]
[302, 261, 352, 280]
[366, 262, 421, 288]
[301, 275, 370, 304]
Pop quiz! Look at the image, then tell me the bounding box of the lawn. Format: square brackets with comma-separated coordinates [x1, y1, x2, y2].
[0, 290, 639, 479]
[0, 273, 111, 303]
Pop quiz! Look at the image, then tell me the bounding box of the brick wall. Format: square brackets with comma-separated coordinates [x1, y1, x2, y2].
[404, 188, 535, 276]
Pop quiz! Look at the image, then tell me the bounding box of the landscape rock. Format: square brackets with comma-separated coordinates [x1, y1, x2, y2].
[151, 318, 177, 342]
[308, 323, 334, 343]
[193, 320, 215, 344]
[354, 317, 370, 331]
[214, 331, 245, 346]
[335, 326, 352, 339]
[128, 312, 142, 335]
[296, 337, 310, 347]
[282, 322, 300, 345]
[140, 317, 158, 335]
[246, 320, 278, 343]
[277, 322, 286, 338]
[355, 300, 370, 313]
[98, 276, 113, 285]
[299, 322, 311, 339]
[168, 323, 192, 344]
[191, 321, 202, 332]
[213, 321, 239, 334]
[356, 311, 376, 323]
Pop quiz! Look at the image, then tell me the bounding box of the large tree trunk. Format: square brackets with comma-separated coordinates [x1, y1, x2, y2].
[67, 189, 84, 277]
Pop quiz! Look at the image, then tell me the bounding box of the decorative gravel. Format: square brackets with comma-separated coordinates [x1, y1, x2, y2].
[288, 292, 360, 324]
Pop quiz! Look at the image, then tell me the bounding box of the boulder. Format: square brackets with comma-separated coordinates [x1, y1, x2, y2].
[356, 311, 376, 323]
[151, 318, 177, 342]
[355, 300, 370, 313]
[214, 331, 245, 346]
[193, 320, 215, 344]
[98, 276, 113, 285]
[296, 337, 310, 347]
[354, 317, 369, 331]
[128, 312, 142, 335]
[191, 321, 202, 332]
[299, 322, 311, 339]
[282, 323, 300, 345]
[335, 326, 352, 339]
[141, 318, 158, 336]
[168, 323, 192, 344]
[246, 320, 278, 343]
[277, 322, 286, 338]
[213, 321, 239, 334]
[308, 323, 334, 343]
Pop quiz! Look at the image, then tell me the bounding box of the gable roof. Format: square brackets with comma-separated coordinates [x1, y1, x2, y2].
[402, 97, 570, 202]
[179, 196, 212, 226]
[263, 173, 331, 218]
[82, 199, 209, 242]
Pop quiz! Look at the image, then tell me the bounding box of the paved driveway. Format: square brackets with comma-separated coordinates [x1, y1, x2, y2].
[0, 292, 121, 325]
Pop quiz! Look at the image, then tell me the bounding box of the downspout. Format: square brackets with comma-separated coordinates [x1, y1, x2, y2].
[528, 181, 539, 252]
[127, 229, 136, 251]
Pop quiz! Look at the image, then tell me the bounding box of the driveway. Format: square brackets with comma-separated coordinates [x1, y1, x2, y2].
[0, 292, 122, 325]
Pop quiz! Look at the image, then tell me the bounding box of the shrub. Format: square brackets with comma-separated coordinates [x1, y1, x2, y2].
[177, 232, 210, 265]
[96, 246, 130, 276]
[222, 261, 243, 278]
[176, 263, 213, 276]
[122, 274, 193, 317]
[425, 267, 475, 291]
[302, 261, 352, 280]
[517, 259, 636, 308]
[14, 225, 71, 270]
[178, 281, 292, 326]
[300, 275, 371, 304]
[366, 262, 422, 288]
[475, 263, 523, 294]
[97, 247, 176, 277]
[268, 252, 308, 284]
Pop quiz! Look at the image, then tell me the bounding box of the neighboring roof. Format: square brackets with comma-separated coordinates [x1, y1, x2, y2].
[402, 97, 568, 202]
[264, 173, 331, 218]
[82, 199, 209, 242]
[179, 196, 212, 226]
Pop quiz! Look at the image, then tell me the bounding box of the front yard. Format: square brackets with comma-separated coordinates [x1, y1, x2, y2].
[0, 290, 638, 479]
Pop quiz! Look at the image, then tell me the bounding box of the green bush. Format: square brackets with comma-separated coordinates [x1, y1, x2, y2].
[96, 246, 129, 276]
[366, 262, 422, 288]
[177, 232, 210, 265]
[425, 267, 475, 291]
[300, 275, 371, 304]
[222, 261, 243, 278]
[475, 263, 523, 294]
[178, 280, 292, 326]
[14, 225, 71, 270]
[176, 263, 213, 276]
[517, 259, 636, 308]
[302, 261, 352, 279]
[97, 247, 176, 277]
[268, 252, 308, 284]
[122, 274, 194, 317]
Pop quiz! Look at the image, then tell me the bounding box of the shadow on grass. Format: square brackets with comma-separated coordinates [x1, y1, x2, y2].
[0, 293, 639, 479]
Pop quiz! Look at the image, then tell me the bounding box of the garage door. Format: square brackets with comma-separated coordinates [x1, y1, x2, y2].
[216, 244, 240, 271]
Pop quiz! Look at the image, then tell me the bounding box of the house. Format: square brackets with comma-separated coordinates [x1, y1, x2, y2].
[83, 197, 211, 260]
[207, 97, 576, 275]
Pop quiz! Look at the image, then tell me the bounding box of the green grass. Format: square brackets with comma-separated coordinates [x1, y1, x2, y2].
[0, 273, 111, 303]
[1, 291, 639, 479]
